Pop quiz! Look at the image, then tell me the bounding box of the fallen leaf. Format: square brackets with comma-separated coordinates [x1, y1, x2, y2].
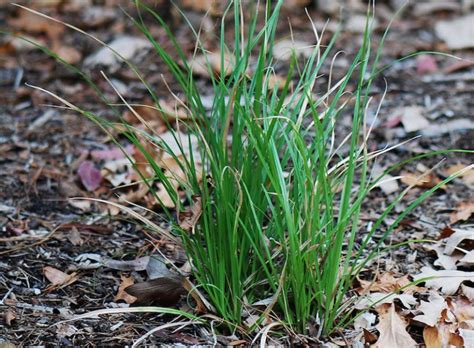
[103, 256, 150, 271]
[43, 266, 78, 290]
[460, 328, 474, 347]
[421, 119, 474, 137]
[423, 323, 463, 348]
[182, 278, 209, 313]
[53, 45, 82, 65]
[461, 284, 474, 302]
[77, 160, 102, 191]
[56, 323, 78, 338]
[400, 106, 429, 133]
[180, 0, 223, 15]
[426, 244, 462, 270]
[146, 257, 175, 279]
[114, 275, 137, 304]
[354, 312, 377, 330]
[345, 15, 378, 34]
[450, 202, 474, 224]
[266, 74, 291, 91]
[272, 39, 314, 61]
[372, 303, 417, 348]
[84, 36, 151, 71]
[102, 158, 134, 187]
[187, 51, 236, 77]
[417, 298, 472, 347]
[178, 195, 202, 232]
[8, 10, 64, 40]
[400, 171, 442, 189]
[373, 165, 399, 195]
[357, 272, 423, 295]
[355, 292, 418, 310]
[446, 164, 474, 189]
[413, 267, 473, 295]
[80, 6, 116, 28]
[91, 145, 135, 161]
[444, 228, 474, 255]
[124, 276, 186, 306]
[4, 308, 16, 326]
[413, 291, 447, 326]
[435, 14, 474, 50]
[459, 251, 474, 267]
[413, 1, 461, 16]
[282, 0, 312, 7]
[416, 55, 438, 75]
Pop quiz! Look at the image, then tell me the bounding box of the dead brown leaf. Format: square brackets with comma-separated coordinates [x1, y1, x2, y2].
[413, 267, 473, 295]
[43, 266, 78, 291]
[180, 0, 224, 15]
[400, 171, 443, 189]
[413, 291, 447, 327]
[8, 10, 64, 40]
[424, 323, 463, 348]
[372, 303, 416, 348]
[400, 106, 429, 133]
[178, 196, 202, 232]
[187, 51, 236, 77]
[357, 272, 424, 295]
[443, 228, 474, 255]
[114, 275, 137, 304]
[450, 201, 474, 224]
[446, 164, 474, 189]
[3, 308, 16, 326]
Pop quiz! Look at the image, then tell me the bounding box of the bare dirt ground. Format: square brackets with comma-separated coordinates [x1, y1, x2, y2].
[1, 1, 473, 346]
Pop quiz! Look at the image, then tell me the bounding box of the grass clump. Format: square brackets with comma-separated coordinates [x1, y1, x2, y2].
[13, 0, 470, 338]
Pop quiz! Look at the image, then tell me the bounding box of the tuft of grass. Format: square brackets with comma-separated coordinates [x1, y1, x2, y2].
[10, 0, 472, 338]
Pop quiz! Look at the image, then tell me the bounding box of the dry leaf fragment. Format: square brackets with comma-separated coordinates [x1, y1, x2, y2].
[459, 251, 474, 267]
[354, 312, 377, 330]
[413, 267, 474, 295]
[157, 99, 190, 121]
[180, 0, 223, 15]
[423, 308, 465, 348]
[426, 244, 463, 270]
[372, 303, 417, 348]
[459, 329, 474, 348]
[416, 55, 438, 75]
[187, 51, 236, 77]
[444, 228, 474, 255]
[178, 196, 202, 232]
[8, 10, 64, 40]
[84, 36, 151, 71]
[435, 14, 474, 50]
[372, 165, 399, 195]
[421, 119, 474, 137]
[446, 164, 474, 189]
[272, 39, 314, 61]
[282, 0, 312, 7]
[400, 106, 429, 133]
[400, 171, 442, 189]
[114, 275, 137, 304]
[53, 45, 82, 65]
[4, 308, 16, 326]
[357, 272, 423, 295]
[450, 202, 474, 224]
[355, 292, 418, 310]
[77, 160, 102, 192]
[461, 284, 474, 302]
[413, 291, 447, 327]
[43, 266, 78, 290]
